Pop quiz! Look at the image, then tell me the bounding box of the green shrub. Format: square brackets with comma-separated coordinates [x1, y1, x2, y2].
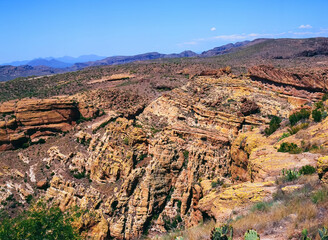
[123, 137, 129, 145]
[22, 142, 30, 149]
[301, 229, 311, 240]
[251, 201, 272, 212]
[299, 165, 316, 175]
[278, 132, 290, 141]
[163, 214, 183, 231]
[311, 188, 328, 204]
[322, 93, 328, 101]
[315, 101, 324, 110]
[0, 201, 81, 239]
[281, 168, 300, 182]
[278, 142, 302, 154]
[211, 179, 224, 188]
[210, 224, 233, 240]
[264, 115, 281, 136]
[25, 195, 33, 204]
[183, 150, 189, 160]
[289, 109, 310, 126]
[37, 138, 46, 144]
[76, 114, 92, 124]
[151, 127, 161, 134]
[318, 227, 328, 240]
[287, 122, 309, 135]
[71, 170, 86, 179]
[138, 153, 148, 161]
[312, 109, 322, 122]
[244, 229, 260, 240]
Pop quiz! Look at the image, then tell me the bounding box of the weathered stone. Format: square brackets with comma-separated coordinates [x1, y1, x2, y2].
[0, 97, 82, 151]
[249, 65, 328, 92]
[36, 179, 49, 189]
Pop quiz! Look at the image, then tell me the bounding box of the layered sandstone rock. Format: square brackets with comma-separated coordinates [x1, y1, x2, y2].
[0, 97, 80, 150]
[0, 95, 102, 151]
[198, 181, 276, 221]
[248, 65, 328, 92]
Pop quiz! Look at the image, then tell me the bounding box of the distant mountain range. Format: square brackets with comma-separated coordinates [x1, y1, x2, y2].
[201, 40, 253, 56]
[1, 37, 328, 82]
[72, 51, 198, 69]
[2, 55, 106, 68]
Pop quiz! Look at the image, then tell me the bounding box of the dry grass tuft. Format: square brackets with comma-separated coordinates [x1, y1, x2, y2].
[231, 176, 328, 238]
[151, 220, 215, 240]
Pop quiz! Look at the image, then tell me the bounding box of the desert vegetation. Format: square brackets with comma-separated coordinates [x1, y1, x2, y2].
[0, 201, 81, 240]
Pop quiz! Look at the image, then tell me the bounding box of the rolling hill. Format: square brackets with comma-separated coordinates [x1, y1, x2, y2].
[1, 37, 328, 82]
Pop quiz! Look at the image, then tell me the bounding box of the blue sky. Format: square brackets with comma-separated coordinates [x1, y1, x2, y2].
[0, 0, 328, 63]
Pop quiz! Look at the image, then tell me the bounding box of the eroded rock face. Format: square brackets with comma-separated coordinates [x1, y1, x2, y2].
[138, 75, 299, 138]
[45, 175, 109, 239]
[248, 65, 328, 92]
[0, 95, 102, 151]
[0, 97, 80, 150]
[2, 74, 326, 239]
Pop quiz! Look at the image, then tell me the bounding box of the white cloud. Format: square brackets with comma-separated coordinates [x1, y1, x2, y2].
[210, 27, 216, 31]
[178, 28, 328, 46]
[299, 24, 312, 29]
[182, 41, 198, 45]
[212, 32, 286, 41]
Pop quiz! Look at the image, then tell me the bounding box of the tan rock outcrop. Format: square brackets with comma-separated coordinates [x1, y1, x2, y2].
[45, 175, 109, 239]
[0, 97, 81, 150]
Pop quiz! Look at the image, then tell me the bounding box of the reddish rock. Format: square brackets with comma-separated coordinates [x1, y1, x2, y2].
[37, 179, 49, 189]
[248, 65, 328, 92]
[240, 98, 259, 116]
[0, 97, 81, 151]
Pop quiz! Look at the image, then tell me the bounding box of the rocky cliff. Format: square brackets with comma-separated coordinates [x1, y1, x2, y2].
[0, 70, 327, 239]
[0, 97, 84, 151]
[248, 65, 328, 92]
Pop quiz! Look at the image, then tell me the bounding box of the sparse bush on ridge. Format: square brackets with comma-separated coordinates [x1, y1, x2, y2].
[278, 132, 290, 141]
[211, 178, 224, 188]
[289, 109, 310, 126]
[264, 115, 281, 136]
[299, 165, 316, 175]
[278, 142, 302, 154]
[251, 201, 273, 212]
[287, 122, 309, 135]
[311, 188, 328, 204]
[280, 165, 316, 182]
[312, 109, 323, 122]
[322, 93, 328, 102]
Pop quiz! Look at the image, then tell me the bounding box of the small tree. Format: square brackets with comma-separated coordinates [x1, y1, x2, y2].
[312, 109, 322, 122]
[264, 115, 281, 136]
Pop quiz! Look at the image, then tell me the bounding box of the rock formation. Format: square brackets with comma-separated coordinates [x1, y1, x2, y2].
[0, 72, 327, 239]
[0, 97, 83, 151]
[248, 65, 328, 92]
